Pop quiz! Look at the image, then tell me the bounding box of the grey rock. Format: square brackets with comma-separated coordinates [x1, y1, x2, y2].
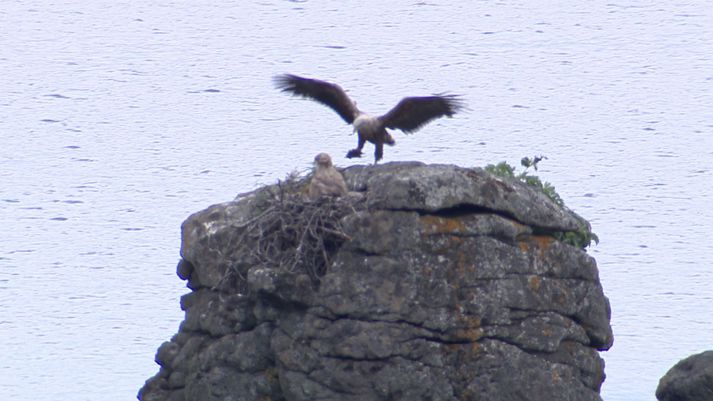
[180, 289, 255, 336]
[247, 267, 314, 305]
[139, 162, 613, 401]
[356, 163, 581, 231]
[656, 350, 713, 401]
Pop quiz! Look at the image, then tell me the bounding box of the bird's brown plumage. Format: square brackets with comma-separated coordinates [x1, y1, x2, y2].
[379, 95, 462, 133]
[274, 74, 359, 124]
[308, 153, 348, 200]
[275, 74, 464, 163]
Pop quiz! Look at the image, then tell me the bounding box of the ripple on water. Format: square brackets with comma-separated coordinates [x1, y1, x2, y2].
[2, 2, 713, 401]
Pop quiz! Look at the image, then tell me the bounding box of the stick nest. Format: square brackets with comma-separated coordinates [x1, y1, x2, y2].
[221, 176, 365, 291]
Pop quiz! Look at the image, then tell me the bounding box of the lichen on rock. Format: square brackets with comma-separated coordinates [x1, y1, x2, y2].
[139, 162, 613, 401]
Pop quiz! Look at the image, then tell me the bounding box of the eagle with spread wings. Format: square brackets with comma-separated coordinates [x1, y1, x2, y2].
[274, 74, 465, 163]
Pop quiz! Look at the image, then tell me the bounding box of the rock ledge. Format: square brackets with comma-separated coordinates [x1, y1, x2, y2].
[657, 350, 713, 401]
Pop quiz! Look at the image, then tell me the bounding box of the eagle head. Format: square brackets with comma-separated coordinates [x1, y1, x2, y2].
[314, 153, 333, 168]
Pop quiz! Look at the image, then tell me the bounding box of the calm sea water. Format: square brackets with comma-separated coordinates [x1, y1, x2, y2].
[2, 1, 712, 400]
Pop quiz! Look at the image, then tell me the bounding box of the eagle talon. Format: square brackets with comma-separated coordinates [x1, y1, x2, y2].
[346, 149, 363, 159]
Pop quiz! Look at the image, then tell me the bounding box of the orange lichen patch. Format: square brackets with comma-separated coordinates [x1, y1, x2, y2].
[531, 235, 554, 249]
[451, 327, 484, 342]
[528, 275, 542, 292]
[430, 235, 464, 255]
[454, 251, 471, 277]
[446, 341, 482, 356]
[451, 309, 483, 342]
[439, 308, 485, 366]
[419, 215, 467, 235]
[518, 235, 554, 258]
[518, 240, 530, 253]
[470, 342, 481, 354]
[442, 341, 483, 373]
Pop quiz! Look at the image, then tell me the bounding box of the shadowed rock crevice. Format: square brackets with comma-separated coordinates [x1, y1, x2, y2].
[139, 162, 613, 401]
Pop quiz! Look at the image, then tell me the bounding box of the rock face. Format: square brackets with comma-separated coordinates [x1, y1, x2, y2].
[656, 351, 713, 401]
[139, 162, 613, 401]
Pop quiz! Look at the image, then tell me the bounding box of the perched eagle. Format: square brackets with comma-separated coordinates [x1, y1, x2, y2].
[274, 74, 464, 163]
[308, 153, 348, 200]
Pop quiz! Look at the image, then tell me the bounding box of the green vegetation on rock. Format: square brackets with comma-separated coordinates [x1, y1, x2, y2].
[485, 156, 599, 249]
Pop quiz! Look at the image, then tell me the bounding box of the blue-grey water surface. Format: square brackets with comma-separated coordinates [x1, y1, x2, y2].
[1, 1, 712, 400]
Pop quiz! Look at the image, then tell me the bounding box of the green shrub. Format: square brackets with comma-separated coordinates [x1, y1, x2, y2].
[485, 156, 599, 249]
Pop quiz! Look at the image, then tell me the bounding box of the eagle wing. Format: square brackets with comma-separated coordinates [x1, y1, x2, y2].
[379, 95, 465, 133]
[274, 74, 360, 124]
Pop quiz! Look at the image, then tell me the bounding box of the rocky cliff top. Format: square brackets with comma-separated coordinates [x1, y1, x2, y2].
[139, 162, 613, 401]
